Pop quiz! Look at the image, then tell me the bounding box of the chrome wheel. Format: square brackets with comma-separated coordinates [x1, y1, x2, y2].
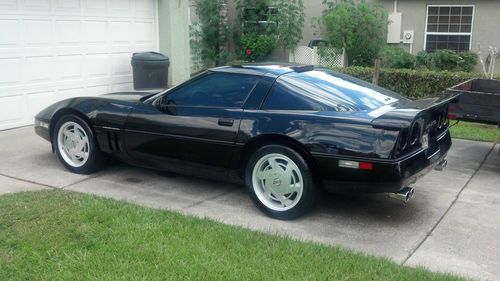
[251, 153, 304, 211]
[57, 121, 90, 168]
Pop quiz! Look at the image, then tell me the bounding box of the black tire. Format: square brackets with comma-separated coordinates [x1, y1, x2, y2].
[53, 114, 105, 174]
[245, 145, 318, 220]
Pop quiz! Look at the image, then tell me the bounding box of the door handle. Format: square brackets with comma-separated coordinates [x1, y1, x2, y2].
[218, 118, 234, 127]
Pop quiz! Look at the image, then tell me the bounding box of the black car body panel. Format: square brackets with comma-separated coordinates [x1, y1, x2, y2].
[35, 64, 455, 193]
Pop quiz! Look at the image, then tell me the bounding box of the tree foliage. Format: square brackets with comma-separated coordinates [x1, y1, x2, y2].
[191, 0, 229, 67]
[320, 0, 388, 66]
[234, 0, 275, 61]
[381, 46, 416, 69]
[240, 33, 275, 61]
[271, 0, 305, 53]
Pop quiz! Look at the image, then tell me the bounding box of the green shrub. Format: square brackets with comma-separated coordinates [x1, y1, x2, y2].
[335, 66, 485, 98]
[416, 50, 478, 72]
[320, 0, 389, 67]
[239, 33, 275, 61]
[381, 46, 416, 69]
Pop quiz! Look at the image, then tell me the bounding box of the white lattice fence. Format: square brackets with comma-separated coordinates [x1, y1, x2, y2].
[289, 46, 344, 68]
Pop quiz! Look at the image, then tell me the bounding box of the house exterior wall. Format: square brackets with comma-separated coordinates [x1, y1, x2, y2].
[158, 0, 191, 85]
[290, 0, 500, 70]
[299, 0, 327, 46]
[378, 0, 500, 56]
[299, 0, 500, 54]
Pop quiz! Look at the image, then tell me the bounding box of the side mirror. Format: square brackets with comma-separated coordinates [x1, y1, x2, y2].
[158, 97, 177, 115]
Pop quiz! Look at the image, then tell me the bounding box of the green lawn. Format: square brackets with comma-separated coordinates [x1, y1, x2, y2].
[0, 191, 467, 281]
[450, 121, 500, 143]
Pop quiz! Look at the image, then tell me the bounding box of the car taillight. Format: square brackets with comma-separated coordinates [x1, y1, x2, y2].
[437, 111, 449, 129]
[396, 128, 409, 152]
[409, 122, 422, 146]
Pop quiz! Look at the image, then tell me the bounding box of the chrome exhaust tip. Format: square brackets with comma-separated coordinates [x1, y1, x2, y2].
[388, 187, 415, 203]
[434, 159, 448, 171]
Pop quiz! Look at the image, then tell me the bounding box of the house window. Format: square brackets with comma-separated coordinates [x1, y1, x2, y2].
[425, 5, 474, 52]
[242, 6, 277, 32]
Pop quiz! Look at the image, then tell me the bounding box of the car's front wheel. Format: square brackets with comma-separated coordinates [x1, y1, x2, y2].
[245, 145, 318, 220]
[53, 115, 105, 174]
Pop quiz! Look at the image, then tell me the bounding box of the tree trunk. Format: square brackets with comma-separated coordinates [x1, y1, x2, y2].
[372, 58, 380, 85]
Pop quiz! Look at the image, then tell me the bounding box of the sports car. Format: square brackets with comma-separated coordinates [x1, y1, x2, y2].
[35, 64, 454, 219]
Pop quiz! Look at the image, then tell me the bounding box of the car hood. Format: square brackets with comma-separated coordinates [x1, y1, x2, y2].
[102, 91, 159, 102]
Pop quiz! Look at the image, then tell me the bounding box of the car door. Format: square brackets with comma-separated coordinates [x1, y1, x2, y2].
[122, 72, 260, 179]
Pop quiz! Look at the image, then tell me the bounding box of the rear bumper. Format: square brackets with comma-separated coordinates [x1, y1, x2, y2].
[315, 130, 452, 194]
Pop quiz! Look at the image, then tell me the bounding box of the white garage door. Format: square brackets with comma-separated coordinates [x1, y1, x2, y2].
[0, 0, 158, 130]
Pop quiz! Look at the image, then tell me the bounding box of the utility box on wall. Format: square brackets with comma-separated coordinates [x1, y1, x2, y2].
[403, 30, 414, 44]
[387, 12, 402, 43]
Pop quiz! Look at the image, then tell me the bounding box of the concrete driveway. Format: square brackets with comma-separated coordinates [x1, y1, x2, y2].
[1, 126, 499, 280]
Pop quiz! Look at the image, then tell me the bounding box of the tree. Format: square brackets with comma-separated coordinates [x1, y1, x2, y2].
[192, 0, 229, 67]
[272, 0, 305, 54]
[320, 0, 388, 66]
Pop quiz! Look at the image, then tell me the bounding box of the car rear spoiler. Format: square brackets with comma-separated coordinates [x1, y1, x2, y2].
[371, 93, 460, 130]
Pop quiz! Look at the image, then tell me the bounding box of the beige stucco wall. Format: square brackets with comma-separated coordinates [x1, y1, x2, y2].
[158, 0, 191, 86]
[288, 0, 500, 70]
[378, 0, 500, 56]
[182, 0, 499, 72]
[299, 0, 327, 45]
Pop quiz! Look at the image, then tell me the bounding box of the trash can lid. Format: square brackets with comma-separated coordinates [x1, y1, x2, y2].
[132, 52, 169, 62]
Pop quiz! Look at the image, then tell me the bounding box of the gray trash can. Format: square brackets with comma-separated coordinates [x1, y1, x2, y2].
[131, 52, 169, 90]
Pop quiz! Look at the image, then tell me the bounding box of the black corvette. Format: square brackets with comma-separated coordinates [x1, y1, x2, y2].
[35, 64, 454, 219]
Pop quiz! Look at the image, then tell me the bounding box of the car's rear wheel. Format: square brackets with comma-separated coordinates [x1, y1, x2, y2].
[245, 145, 317, 220]
[53, 115, 105, 174]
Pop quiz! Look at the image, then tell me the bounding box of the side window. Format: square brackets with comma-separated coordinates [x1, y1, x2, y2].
[263, 81, 325, 111]
[163, 73, 258, 108]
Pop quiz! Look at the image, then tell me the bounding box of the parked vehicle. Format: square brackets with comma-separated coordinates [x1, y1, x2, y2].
[446, 78, 500, 125]
[307, 39, 327, 48]
[35, 64, 455, 219]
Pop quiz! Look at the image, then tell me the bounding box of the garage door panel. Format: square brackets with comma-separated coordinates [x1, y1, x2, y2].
[85, 54, 109, 78]
[111, 53, 132, 75]
[26, 90, 55, 116]
[134, 21, 153, 44]
[0, 95, 25, 123]
[57, 87, 84, 101]
[134, 0, 154, 17]
[54, 0, 81, 13]
[87, 84, 110, 96]
[0, 57, 21, 86]
[84, 0, 106, 14]
[24, 56, 53, 83]
[24, 19, 52, 46]
[111, 0, 131, 15]
[0, 0, 18, 10]
[84, 20, 107, 44]
[56, 20, 82, 45]
[110, 21, 132, 44]
[0, 19, 19, 47]
[55, 55, 83, 80]
[112, 82, 133, 92]
[23, 0, 51, 12]
[0, 0, 158, 130]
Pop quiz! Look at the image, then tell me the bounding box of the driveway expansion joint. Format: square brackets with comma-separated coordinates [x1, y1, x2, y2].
[181, 188, 240, 211]
[401, 142, 496, 265]
[0, 172, 57, 189]
[59, 173, 103, 190]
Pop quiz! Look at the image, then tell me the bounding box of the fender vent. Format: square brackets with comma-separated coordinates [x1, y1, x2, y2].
[106, 131, 121, 152]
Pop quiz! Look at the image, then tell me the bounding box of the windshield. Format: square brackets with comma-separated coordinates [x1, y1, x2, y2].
[280, 69, 406, 111]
